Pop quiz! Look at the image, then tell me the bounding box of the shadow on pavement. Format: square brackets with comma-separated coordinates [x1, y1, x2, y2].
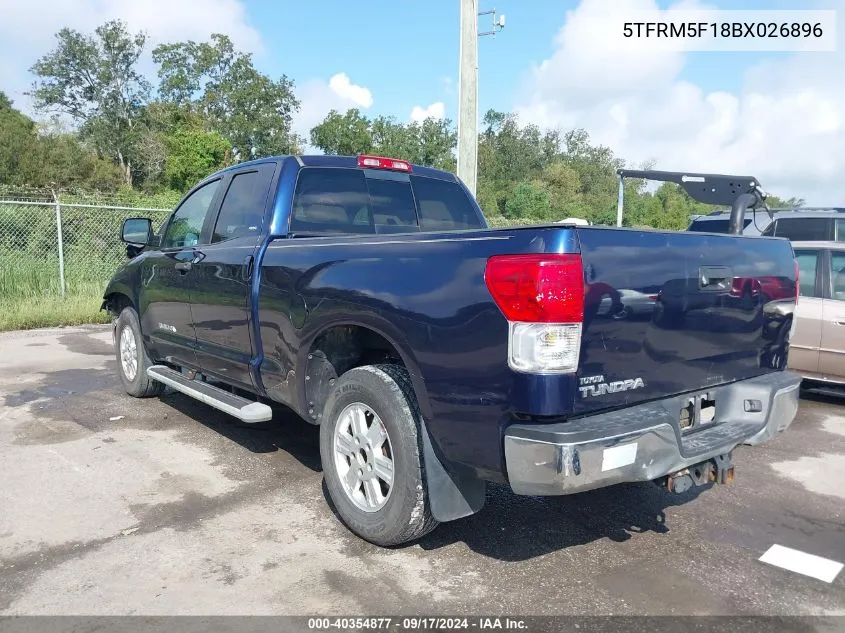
[412, 481, 705, 562]
[158, 392, 322, 472]
[319, 470, 706, 562]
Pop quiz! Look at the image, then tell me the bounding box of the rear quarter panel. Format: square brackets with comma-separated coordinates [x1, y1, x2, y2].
[257, 227, 579, 481]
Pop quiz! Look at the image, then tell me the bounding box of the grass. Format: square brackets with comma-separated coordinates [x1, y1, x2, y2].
[0, 285, 111, 331]
[0, 200, 172, 332]
[0, 256, 112, 331]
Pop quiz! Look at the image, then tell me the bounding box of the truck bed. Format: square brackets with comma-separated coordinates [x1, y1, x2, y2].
[255, 223, 797, 479]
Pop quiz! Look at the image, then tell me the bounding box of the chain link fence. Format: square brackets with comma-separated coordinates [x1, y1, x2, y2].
[0, 189, 173, 315]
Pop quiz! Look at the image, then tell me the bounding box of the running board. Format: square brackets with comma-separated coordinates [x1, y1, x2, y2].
[146, 365, 272, 423]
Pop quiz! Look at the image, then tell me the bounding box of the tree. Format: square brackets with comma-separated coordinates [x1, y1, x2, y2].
[310, 109, 374, 155]
[162, 128, 230, 191]
[130, 100, 230, 192]
[0, 92, 123, 190]
[28, 20, 151, 185]
[505, 182, 550, 219]
[765, 194, 805, 209]
[310, 109, 457, 170]
[370, 115, 416, 160]
[412, 117, 456, 170]
[0, 92, 39, 185]
[536, 161, 582, 218]
[478, 110, 547, 186]
[153, 34, 301, 157]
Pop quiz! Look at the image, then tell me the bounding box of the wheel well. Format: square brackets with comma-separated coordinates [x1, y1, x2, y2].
[103, 292, 133, 317]
[304, 325, 406, 423]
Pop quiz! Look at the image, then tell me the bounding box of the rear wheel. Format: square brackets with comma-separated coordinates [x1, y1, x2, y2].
[319, 364, 438, 546]
[115, 307, 164, 398]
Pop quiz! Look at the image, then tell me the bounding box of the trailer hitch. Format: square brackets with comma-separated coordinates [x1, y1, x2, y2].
[662, 452, 735, 494]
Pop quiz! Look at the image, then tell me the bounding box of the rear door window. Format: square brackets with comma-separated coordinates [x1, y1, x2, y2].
[211, 164, 276, 243]
[411, 176, 484, 231]
[794, 249, 821, 298]
[771, 218, 833, 241]
[290, 168, 373, 235]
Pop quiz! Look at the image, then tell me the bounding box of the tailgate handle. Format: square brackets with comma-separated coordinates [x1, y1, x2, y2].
[699, 266, 732, 291]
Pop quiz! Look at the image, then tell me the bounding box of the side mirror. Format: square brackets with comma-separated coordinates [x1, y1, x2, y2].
[121, 217, 152, 246]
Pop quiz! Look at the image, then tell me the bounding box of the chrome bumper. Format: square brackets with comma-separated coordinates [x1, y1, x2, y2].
[504, 371, 801, 496]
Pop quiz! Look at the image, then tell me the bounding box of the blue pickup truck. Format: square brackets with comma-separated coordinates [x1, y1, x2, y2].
[104, 155, 802, 546]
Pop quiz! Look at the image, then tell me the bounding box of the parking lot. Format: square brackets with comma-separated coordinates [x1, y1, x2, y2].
[0, 324, 843, 616]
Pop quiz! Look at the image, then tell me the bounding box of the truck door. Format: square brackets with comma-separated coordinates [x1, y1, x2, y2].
[188, 162, 278, 391]
[140, 177, 225, 368]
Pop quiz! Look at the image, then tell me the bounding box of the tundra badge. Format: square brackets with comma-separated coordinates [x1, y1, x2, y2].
[579, 374, 646, 398]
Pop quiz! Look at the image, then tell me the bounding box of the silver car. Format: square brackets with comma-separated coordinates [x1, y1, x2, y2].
[789, 240, 845, 386]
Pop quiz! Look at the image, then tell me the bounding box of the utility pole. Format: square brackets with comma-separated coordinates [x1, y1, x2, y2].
[457, 0, 479, 197]
[457, 2, 505, 198]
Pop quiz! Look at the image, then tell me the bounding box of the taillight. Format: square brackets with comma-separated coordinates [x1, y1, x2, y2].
[357, 155, 412, 172]
[484, 254, 584, 373]
[794, 258, 800, 303]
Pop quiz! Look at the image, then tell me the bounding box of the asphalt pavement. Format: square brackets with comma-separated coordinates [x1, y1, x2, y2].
[0, 325, 843, 616]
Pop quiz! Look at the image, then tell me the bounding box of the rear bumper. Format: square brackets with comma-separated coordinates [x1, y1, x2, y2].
[503, 371, 801, 496]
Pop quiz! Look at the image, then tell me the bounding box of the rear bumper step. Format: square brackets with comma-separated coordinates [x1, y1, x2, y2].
[503, 371, 801, 496]
[146, 365, 272, 423]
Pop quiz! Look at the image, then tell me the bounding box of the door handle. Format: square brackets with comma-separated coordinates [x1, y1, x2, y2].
[834, 320, 845, 326]
[174, 250, 204, 274]
[242, 255, 255, 281]
[699, 266, 732, 291]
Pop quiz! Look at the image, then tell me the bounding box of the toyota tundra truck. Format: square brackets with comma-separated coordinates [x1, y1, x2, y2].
[103, 155, 801, 546]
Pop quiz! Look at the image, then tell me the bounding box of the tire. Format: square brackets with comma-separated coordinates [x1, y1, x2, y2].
[114, 306, 164, 398]
[319, 364, 439, 546]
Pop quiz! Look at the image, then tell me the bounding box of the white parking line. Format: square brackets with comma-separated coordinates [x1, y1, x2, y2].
[759, 544, 844, 583]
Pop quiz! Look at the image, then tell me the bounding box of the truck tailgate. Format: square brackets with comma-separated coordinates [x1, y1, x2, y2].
[574, 227, 796, 415]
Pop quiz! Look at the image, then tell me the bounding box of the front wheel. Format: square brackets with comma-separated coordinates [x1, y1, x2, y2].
[319, 364, 439, 546]
[114, 307, 164, 398]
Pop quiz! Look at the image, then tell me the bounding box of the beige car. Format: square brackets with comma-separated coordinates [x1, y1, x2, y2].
[789, 240, 845, 385]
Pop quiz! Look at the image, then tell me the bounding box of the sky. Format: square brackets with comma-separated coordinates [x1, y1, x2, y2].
[0, 0, 843, 204]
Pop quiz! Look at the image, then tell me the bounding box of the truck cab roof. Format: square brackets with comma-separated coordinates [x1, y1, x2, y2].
[208, 154, 459, 183]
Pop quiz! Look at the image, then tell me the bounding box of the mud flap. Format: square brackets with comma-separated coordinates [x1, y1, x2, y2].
[419, 419, 486, 522]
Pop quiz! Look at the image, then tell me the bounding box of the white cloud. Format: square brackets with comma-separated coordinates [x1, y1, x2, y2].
[327, 73, 373, 108]
[291, 72, 374, 151]
[410, 102, 445, 123]
[0, 0, 262, 111]
[515, 0, 845, 205]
